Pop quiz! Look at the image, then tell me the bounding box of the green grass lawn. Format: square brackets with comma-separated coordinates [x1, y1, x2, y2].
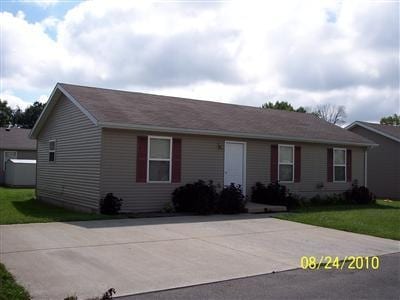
[0, 263, 30, 300]
[0, 187, 119, 225]
[275, 199, 400, 240]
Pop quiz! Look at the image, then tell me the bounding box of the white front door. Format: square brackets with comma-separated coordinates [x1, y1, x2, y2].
[224, 141, 246, 192]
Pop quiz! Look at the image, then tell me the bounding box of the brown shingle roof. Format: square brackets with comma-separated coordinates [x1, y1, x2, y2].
[0, 128, 36, 150]
[58, 83, 374, 146]
[358, 121, 400, 141]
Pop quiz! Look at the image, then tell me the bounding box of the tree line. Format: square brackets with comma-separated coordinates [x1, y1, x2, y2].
[0, 100, 45, 128]
[261, 101, 399, 126]
[0, 98, 398, 129]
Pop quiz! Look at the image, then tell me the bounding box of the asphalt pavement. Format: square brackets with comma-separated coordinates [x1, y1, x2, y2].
[120, 252, 400, 300]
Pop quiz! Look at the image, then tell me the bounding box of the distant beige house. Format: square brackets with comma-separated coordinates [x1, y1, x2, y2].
[347, 121, 400, 200]
[30, 83, 375, 213]
[0, 128, 37, 185]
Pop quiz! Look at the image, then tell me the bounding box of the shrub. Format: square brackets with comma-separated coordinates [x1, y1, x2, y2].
[309, 193, 347, 206]
[326, 193, 348, 205]
[100, 193, 123, 215]
[161, 202, 175, 213]
[267, 182, 289, 205]
[286, 193, 306, 210]
[172, 180, 218, 214]
[251, 182, 268, 204]
[217, 183, 246, 214]
[251, 182, 288, 206]
[309, 194, 323, 206]
[345, 184, 375, 204]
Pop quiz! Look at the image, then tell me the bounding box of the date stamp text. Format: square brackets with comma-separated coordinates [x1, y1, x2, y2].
[300, 256, 380, 270]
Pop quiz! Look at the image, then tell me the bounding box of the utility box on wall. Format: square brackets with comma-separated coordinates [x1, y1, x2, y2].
[5, 159, 36, 187]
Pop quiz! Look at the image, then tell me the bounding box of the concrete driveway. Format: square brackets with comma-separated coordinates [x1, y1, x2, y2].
[1, 215, 399, 299]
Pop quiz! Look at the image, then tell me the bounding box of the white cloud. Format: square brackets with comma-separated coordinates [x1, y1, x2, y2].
[1, 0, 399, 122]
[0, 92, 32, 109]
[25, 0, 60, 8]
[40, 16, 59, 29]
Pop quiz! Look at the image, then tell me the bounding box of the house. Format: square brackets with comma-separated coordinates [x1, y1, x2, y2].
[0, 127, 37, 185]
[30, 83, 375, 213]
[346, 121, 400, 200]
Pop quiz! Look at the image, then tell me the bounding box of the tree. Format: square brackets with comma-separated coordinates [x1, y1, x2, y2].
[380, 114, 400, 125]
[295, 106, 307, 113]
[18, 101, 45, 129]
[0, 100, 45, 129]
[312, 104, 347, 125]
[261, 101, 307, 113]
[11, 107, 24, 127]
[0, 100, 13, 127]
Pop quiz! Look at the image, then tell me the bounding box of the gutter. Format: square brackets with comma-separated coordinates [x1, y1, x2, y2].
[98, 121, 378, 147]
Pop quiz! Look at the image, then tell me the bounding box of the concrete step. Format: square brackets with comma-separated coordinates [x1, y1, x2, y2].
[245, 202, 287, 213]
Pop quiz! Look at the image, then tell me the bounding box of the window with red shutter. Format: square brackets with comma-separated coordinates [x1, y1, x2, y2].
[148, 136, 172, 182]
[294, 146, 301, 182]
[136, 136, 148, 182]
[278, 144, 294, 182]
[346, 149, 352, 182]
[271, 145, 278, 183]
[327, 148, 333, 182]
[172, 138, 182, 183]
[333, 148, 346, 182]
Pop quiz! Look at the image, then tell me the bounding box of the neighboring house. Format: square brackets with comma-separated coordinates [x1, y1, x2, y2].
[0, 128, 37, 185]
[347, 121, 400, 200]
[30, 83, 375, 213]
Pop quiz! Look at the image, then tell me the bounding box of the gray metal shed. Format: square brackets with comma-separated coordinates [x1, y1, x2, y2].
[5, 159, 36, 187]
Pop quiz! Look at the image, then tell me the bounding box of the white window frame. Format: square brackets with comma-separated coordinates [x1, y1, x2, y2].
[278, 144, 294, 183]
[333, 147, 347, 183]
[49, 140, 56, 163]
[3, 151, 17, 171]
[147, 136, 172, 183]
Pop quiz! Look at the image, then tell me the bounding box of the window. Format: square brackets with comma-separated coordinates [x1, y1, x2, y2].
[333, 148, 346, 182]
[3, 151, 17, 170]
[49, 140, 56, 162]
[278, 145, 294, 182]
[147, 136, 171, 182]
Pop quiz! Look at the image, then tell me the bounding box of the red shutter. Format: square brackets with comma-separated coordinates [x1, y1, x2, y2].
[346, 149, 352, 182]
[172, 138, 182, 183]
[327, 148, 333, 182]
[136, 136, 148, 183]
[294, 146, 301, 182]
[271, 145, 278, 183]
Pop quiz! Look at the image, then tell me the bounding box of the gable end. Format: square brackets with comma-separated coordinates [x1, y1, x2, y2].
[30, 84, 98, 139]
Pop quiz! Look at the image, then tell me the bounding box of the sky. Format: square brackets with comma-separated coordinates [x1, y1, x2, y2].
[0, 0, 399, 123]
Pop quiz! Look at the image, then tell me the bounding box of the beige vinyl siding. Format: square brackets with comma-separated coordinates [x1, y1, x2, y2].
[0, 150, 36, 184]
[246, 142, 364, 197]
[349, 126, 400, 199]
[280, 144, 365, 196]
[101, 128, 366, 212]
[36, 95, 101, 212]
[100, 129, 225, 212]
